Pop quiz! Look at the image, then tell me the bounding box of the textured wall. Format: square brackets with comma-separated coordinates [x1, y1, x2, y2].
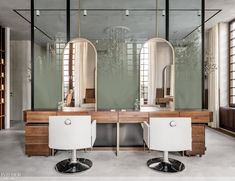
[174, 33, 202, 109]
[34, 43, 62, 109]
[97, 40, 139, 110]
[10, 41, 31, 120]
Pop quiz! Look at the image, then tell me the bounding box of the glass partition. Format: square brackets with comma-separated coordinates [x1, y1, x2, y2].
[31, 0, 204, 110]
[34, 0, 66, 109]
[71, 0, 166, 110]
[169, 0, 202, 109]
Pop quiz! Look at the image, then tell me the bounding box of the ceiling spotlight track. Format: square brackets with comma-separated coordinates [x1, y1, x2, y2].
[13, 9, 53, 40]
[15, 8, 222, 12]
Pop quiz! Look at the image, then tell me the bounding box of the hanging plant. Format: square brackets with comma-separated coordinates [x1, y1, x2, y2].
[204, 51, 217, 78]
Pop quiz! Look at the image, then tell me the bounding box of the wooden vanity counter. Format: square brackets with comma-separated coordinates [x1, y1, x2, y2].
[24, 109, 212, 156]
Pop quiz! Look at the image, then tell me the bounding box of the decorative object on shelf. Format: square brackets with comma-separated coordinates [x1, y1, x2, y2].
[0, 26, 5, 130]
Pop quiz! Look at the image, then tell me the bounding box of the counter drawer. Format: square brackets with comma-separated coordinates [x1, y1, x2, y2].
[192, 124, 205, 135]
[25, 125, 48, 136]
[180, 111, 210, 123]
[24, 111, 56, 123]
[25, 124, 50, 156]
[25, 144, 50, 156]
[149, 112, 179, 117]
[25, 136, 48, 144]
[185, 143, 205, 156]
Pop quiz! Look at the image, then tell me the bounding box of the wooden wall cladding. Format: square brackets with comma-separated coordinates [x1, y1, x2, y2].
[220, 107, 235, 132]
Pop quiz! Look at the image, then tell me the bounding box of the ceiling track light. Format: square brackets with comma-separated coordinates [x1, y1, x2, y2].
[36, 10, 40, 16]
[83, 9, 87, 16]
[162, 10, 165, 16]
[125, 9, 129, 16]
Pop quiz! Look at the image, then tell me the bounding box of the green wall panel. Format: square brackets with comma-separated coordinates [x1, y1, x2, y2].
[34, 44, 62, 109]
[174, 34, 202, 109]
[97, 41, 139, 110]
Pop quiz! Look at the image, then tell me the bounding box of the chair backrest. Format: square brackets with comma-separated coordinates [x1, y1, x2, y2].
[49, 116, 91, 150]
[149, 117, 192, 152]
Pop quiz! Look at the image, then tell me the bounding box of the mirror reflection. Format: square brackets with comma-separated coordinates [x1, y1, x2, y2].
[139, 38, 174, 109]
[62, 38, 97, 110]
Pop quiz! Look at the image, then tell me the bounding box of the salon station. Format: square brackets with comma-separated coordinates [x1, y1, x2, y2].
[23, 0, 212, 174]
[2, 0, 235, 179]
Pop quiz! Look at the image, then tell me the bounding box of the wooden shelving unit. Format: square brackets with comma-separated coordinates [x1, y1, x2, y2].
[0, 26, 5, 130]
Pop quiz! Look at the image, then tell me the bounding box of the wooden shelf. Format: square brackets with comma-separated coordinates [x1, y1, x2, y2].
[0, 26, 5, 130]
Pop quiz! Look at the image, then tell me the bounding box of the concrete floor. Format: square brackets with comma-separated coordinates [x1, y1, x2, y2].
[0, 121, 235, 181]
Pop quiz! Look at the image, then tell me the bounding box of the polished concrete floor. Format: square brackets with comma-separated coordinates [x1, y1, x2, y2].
[0, 121, 235, 181]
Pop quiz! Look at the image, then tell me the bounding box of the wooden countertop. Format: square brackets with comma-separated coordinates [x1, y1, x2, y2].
[24, 108, 212, 124]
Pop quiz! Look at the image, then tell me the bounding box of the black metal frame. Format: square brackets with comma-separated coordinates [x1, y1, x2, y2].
[165, 0, 169, 41]
[30, 0, 207, 109]
[202, 0, 205, 109]
[31, 0, 34, 110]
[66, 0, 70, 42]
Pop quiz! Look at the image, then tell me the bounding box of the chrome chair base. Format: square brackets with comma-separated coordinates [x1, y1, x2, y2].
[147, 158, 185, 173]
[55, 158, 92, 173]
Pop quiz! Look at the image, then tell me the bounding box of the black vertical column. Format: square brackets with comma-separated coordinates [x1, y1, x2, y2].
[201, 0, 205, 108]
[66, 0, 70, 42]
[31, 0, 34, 110]
[165, 0, 169, 40]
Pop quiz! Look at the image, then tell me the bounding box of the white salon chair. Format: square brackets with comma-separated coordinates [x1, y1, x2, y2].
[143, 117, 192, 173]
[49, 116, 96, 173]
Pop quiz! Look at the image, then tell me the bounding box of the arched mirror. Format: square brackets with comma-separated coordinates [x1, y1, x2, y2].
[139, 38, 175, 110]
[62, 38, 97, 111]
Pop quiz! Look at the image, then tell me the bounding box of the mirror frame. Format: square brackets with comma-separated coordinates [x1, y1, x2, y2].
[139, 37, 175, 109]
[62, 38, 98, 110]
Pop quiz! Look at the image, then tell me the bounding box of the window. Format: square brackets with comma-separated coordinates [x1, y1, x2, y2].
[229, 20, 235, 106]
[62, 43, 75, 99]
[140, 43, 149, 103]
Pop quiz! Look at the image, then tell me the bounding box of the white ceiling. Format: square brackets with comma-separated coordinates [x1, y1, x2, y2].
[0, 0, 234, 41]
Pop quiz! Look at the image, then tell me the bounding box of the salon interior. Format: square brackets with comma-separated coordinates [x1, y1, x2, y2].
[0, 0, 235, 180]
